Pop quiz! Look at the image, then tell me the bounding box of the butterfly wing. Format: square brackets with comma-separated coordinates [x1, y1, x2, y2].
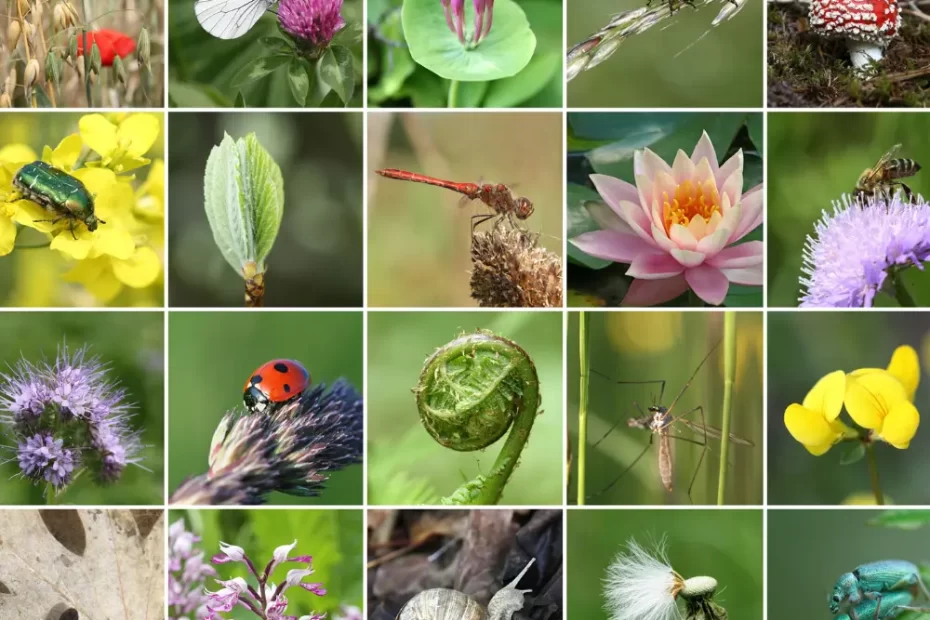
[194, 0, 276, 39]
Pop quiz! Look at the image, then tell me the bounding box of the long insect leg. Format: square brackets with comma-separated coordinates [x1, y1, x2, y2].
[897, 182, 915, 203]
[471, 213, 495, 235]
[665, 339, 721, 426]
[590, 402, 647, 448]
[680, 406, 709, 505]
[586, 434, 654, 501]
[589, 368, 667, 406]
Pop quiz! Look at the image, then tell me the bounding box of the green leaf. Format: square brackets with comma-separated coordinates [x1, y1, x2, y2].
[331, 21, 364, 47]
[483, 51, 560, 108]
[260, 36, 295, 54]
[320, 46, 355, 104]
[566, 183, 613, 270]
[287, 57, 311, 106]
[839, 443, 866, 465]
[168, 80, 232, 108]
[230, 54, 290, 88]
[33, 85, 53, 107]
[234, 91, 246, 107]
[868, 510, 930, 530]
[451, 80, 488, 107]
[402, 0, 535, 81]
[202, 132, 285, 276]
[747, 113, 763, 151]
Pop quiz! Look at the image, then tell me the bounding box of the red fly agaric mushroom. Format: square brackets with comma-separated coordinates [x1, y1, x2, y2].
[809, 0, 901, 70]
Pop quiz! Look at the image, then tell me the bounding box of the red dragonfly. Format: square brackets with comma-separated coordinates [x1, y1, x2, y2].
[375, 168, 535, 231]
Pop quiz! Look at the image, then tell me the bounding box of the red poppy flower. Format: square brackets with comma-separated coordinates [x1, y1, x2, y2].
[76, 29, 136, 66]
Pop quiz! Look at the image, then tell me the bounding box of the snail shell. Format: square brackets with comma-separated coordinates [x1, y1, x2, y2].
[396, 558, 536, 620]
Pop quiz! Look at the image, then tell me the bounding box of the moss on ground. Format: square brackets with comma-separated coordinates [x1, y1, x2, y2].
[768, 2, 930, 107]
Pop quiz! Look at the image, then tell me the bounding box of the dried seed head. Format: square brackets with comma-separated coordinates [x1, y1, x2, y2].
[76, 54, 84, 80]
[5, 68, 15, 94]
[470, 226, 563, 307]
[16, 0, 29, 15]
[137, 27, 151, 67]
[0, 93, 11, 108]
[63, 1, 81, 25]
[32, 1, 44, 21]
[23, 58, 40, 90]
[23, 21, 36, 46]
[6, 19, 22, 51]
[90, 42, 102, 74]
[53, 4, 68, 31]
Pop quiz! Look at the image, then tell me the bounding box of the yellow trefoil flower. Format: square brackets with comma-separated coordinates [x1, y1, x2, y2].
[784, 370, 856, 455]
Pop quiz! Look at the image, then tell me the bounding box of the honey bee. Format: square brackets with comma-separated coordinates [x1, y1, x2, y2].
[855, 144, 922, 203]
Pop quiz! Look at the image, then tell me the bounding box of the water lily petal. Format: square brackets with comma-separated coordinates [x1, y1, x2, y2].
[720, 265, 763, 286]
[886, 345, 919, 402]
[784, 403, 840, 449]
[585, 200, 633, 233]
[696, 195, 740, 256]
[641, 147, 673, 180]
[669, 222, 698, 250]
[650, 222, 677, 253]
[590, 174, 640, 213]
[621, 274, 689, 306]
[670, 248, 705, 267]
[878, 401, 919, 449]
[684, 264, 729, 305]
[618, 200, 658, 244]
[571, 230, 654, 263]
[707, 241, 764, 269]
[690, 130, 719, 175]
[845, 370, 908, 429]
[802, 370, 846, 421]
[687, 212, 708, 241]
[671, 149, 695, 184]
[715, 149, 743, 190]
[730, 184, 763, 242]
[0, 216, 16, 256]
[627, 252, 685, 279]
[719, 165, 744, 208]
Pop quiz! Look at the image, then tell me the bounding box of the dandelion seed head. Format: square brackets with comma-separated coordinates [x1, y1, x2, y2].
[603, 537, 682, 620]
[799, 194, 930, 307]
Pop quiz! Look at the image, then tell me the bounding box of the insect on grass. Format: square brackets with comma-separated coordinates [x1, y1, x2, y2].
[586, 339, 754, 504]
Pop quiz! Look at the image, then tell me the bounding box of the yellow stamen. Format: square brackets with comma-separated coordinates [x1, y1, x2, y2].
[662, 179, 721, 235]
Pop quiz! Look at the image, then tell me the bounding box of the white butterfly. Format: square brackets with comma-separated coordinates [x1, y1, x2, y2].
[195, 0, 277, 39]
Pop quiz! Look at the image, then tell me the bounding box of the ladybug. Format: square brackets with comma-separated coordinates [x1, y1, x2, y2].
[243, 359, 311, 414]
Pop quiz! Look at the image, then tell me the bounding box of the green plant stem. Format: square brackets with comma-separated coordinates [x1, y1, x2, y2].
[416, 330, 540, 505]
[447, 80, 459, 108]
[891, 271, 917, 307]
[44, 482, 58, 504]
[716, 312, 736, 505]
[577, 312, 589, 506]
[82, 29, 93, 107]
[865, 443, 885, 505]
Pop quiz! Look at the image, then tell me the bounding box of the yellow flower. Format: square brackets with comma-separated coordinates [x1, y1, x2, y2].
[79, 113, 160, 173]
[846, 346, 920, 449]
[784, 370, 856, 455]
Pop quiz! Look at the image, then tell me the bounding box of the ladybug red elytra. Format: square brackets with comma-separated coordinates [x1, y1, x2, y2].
[243, 359, 311, 414]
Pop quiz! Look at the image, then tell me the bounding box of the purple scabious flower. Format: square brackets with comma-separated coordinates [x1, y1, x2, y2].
[0, 342, 143, 492]
[278, 0, 345, 48]
[799, 194, 930, 308]
[169, 519, 216, 620]
[203, 539, 326, 620]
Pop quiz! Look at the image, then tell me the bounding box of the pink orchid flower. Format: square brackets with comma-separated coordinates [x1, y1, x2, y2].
[571, 131, 764, 306]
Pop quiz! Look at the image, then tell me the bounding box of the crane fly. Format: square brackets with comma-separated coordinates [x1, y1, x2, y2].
[587, 339, 754, 503]
[374, 168, 535, 232]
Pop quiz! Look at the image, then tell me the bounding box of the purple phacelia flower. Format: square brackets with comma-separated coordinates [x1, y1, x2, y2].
[169, 519, 216, 620]
[799, 194, 930, 307]
[441, 0, 493, 44]
[0, 342, 143, 494]
[17, 433, 77, 488]
[278, 0, 345, 48]
[204, 539, 326, 620]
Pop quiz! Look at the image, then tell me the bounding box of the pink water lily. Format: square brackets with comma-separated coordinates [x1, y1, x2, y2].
[571, 131, 764, 306]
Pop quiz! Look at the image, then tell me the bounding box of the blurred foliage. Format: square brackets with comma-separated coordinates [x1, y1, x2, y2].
[168, 312, 363, 505]
[168, 0, 362, 107]
[768, 312, 930, 505]
[0, 312, 163, 504]
[368, 112, 562, 307]
[171, 508, 363, 618]
[769, 510, 930, 620]
[568, 509, 763, 618]
[367, 0, 561, 108]
[0, 113, 164, 307]
[769, 113, 930, 307]
[0, 0, 164, 107]
[567, 0, 763, 107]
[168, 112, 362, 307]
[567, 112, 763, 307]
[367, 312, 562, 505]
[567, 311, 763, 505]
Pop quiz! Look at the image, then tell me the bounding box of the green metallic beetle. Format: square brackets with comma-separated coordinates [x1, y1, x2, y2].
[12, 161, 105, 239]
[831, 561, 930, 620]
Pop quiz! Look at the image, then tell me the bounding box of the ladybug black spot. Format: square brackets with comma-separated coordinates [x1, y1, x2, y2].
[283, 384, 291, 393]
[250, 375, 263, 385]
[274, 362, 289, 373]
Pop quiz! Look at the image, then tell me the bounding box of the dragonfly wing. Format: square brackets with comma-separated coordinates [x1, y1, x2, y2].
[195, 0, 276, 39]
[675, 418, 754, 447]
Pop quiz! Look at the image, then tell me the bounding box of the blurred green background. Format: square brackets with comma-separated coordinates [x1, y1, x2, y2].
[168, 312, 363, 504]
[567, 311, 763, 505]
[568, 509, 762, 619]
[567, 0, 763, 107]
[0, 113, 165, 308]
[367, 312, 563, 504]
[769, 112, 930, 307]
[170, 509, 363, 618]
[368, 112, 563, 307]
[168, 0, 362, 107]
[367, 0, 562, 108]
[567, 112, 763, 307]
[769, 510, 930, 620]
[168, 113, 363, 307]
[0, 312, 163, 505]
[768, 312, 930, 505]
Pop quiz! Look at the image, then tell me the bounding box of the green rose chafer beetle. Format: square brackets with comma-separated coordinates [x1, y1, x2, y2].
[12, 161, 105, 239]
